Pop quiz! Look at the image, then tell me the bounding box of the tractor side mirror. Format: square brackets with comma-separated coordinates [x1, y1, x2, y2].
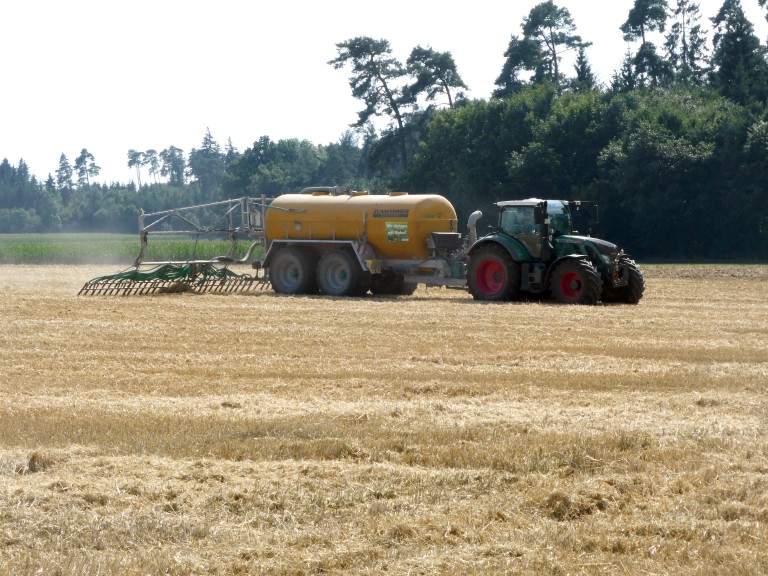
[593, 204, 600, 224]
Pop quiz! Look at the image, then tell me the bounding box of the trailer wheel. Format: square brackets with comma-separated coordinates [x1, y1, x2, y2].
[317, 249, 366, 296]
[269, 247, 317, 295]
[551, 258, 601, 304]
[467, 244, 521, 301]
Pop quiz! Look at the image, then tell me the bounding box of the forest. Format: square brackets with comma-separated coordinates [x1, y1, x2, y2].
[2, 0, 768, 261]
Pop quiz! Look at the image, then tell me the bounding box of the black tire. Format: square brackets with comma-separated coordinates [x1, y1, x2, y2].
[399, 281, 418, 296]
[550, 258, 602, 304]
[356, 270, 373, 296]
[467, 244, 521, 301]
[371, 273, 417, 296]
[269, 247, 317, 295]
[317, 249, 367, 296]
[602, 257, 645, 304]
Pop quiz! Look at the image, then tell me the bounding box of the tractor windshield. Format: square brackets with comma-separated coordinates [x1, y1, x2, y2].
[547, 202, 572, 235]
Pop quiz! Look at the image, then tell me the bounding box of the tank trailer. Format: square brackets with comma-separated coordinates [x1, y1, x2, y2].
[258, 187, 643, 304]
[80, 186, 644, 304]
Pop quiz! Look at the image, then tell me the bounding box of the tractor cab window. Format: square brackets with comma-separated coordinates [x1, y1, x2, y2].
[500, 206, 541, 258]
[547, 202, 572, 236]
[500, 206, 541, 236]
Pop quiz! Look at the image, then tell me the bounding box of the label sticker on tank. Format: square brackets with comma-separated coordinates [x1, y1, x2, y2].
[385, 222, 409, 242]
[374, 208, 409, 218]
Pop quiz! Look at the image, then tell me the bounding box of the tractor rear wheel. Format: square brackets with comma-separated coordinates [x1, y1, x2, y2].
[317, 249, 368, 296]
[269, 247, 318, 295]
[551, 258, 601, 304]
[467, 245, 521, 301]
[602, 257, 645, 304]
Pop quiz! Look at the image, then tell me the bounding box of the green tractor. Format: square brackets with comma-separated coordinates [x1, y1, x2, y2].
[466, 199, 644, 304]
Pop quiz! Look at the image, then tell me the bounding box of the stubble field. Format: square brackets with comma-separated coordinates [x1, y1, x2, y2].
[0, 264, 767, 575]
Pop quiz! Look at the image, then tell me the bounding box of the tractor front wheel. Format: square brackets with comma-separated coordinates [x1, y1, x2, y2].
[467, 245, 521, 301]
[550, 259, 601, 305]
[602, 257, 645, 304]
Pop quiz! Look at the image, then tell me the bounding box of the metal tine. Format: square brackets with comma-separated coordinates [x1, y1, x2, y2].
[79, 264, 271, 296]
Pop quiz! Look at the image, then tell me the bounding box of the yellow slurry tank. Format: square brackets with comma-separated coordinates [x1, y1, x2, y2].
[265, 191, 458, 261]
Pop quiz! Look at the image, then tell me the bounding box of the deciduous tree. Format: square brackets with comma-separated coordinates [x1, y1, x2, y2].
[159, 147, 185, 186]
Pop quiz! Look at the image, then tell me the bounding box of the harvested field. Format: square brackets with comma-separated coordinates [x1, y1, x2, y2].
[1, 264, 767, 575]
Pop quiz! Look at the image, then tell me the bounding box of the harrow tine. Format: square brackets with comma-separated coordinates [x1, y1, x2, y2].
[79, 263, 270, 296]
[192, 275, 268, 294]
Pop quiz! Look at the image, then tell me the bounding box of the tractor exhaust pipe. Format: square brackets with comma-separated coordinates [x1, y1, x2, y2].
[467, 210, 483, 246]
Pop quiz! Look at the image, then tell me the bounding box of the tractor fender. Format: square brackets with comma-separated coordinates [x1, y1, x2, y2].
[468, 235, 531, 263]
[544, 254, 591, 287]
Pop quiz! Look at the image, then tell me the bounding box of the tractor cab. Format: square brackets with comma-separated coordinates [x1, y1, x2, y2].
[494, 199, 602, 259]
[498, 203, 543, 258]
[494, 199, 570, 260]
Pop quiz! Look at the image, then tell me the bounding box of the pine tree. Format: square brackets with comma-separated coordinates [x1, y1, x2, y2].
[621, 0, 670, 43]
[570, 46, 598, 91]
[127, 150, 144, 189]
[187, 129, 226, 196]
[329, 36, 412, 173]
[55, 154, 73, 192]
[495, 2, 589, 96]
[143, 150, 159, 184]
[610, 50, 639, 93]
[664, 0, 709, 84]
[406, 46, 468, 108]
[710, 0, 768, 105]
[74, 148, 100, 186]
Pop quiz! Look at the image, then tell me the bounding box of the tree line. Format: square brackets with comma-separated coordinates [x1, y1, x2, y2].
[1, 0, 767, 261]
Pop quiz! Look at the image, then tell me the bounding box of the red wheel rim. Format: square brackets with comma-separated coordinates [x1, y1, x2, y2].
[559, 271, 582, 299]
[476, 259, 505, 296]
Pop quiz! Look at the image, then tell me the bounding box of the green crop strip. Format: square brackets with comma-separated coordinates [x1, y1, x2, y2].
[0, 234, 263, 265]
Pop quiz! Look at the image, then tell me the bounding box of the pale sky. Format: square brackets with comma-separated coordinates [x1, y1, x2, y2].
[2, 0, 767, 185]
